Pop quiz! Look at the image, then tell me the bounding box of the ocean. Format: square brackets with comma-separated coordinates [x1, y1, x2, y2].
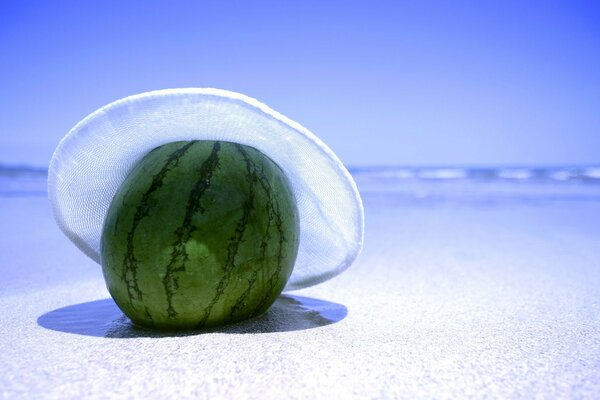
[3, 164, 600, 199]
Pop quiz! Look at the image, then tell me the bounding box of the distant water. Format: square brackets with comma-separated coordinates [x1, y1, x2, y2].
[0, 165, 48, 197]
[348, 165, 600, 183]
[1, 164, 600, 201]
[350, 166, 600, 205]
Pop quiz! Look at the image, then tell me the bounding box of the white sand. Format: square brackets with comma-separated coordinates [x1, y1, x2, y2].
[2, 182, 600, 399]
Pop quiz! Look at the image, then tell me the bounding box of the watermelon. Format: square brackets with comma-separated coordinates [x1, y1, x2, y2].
[100, 140, 300, 330]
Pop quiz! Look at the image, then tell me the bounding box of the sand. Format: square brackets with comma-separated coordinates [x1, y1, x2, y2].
[2, 179, 600, 399]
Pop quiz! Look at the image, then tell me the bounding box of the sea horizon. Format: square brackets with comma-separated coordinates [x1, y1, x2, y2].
[3, 162, 600, 202]
[2, 162, 600, 179]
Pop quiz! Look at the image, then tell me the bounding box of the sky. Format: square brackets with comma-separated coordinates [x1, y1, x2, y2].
[0, 0, 599, 167]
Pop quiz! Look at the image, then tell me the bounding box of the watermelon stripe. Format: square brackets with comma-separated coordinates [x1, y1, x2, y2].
[144, 306, 155, 325]
[162, 141, 221, 318]
[196, 144, 257, 327]
[120, 141, 196, 308]
[241, 153, 287, 313]
[253, 159, 287, 312]
[255, 187, 286, 312]
[225, 150, 284, 322]
[225, 147, 274, 321]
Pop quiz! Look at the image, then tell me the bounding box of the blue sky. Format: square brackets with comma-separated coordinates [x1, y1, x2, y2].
[1, 1, 599, 167]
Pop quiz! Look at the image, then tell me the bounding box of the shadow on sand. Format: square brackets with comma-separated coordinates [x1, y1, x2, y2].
[37, 294, 347, 338]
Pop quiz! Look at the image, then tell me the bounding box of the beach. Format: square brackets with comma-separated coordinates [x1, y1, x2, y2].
[2, 169, 600, 398]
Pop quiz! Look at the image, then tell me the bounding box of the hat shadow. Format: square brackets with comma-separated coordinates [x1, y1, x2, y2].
[37, 294, 347, 338]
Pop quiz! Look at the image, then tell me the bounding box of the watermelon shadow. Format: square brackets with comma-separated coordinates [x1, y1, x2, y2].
[37, 294, 347, 338]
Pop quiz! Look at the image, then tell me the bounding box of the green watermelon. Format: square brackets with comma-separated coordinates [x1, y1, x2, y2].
[100, 140, 300, 330]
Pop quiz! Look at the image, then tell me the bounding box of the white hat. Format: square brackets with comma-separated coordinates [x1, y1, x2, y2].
[48, 88, 364, 290]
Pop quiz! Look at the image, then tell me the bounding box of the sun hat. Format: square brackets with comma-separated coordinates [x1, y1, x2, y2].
[48, 88, 364, 290]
